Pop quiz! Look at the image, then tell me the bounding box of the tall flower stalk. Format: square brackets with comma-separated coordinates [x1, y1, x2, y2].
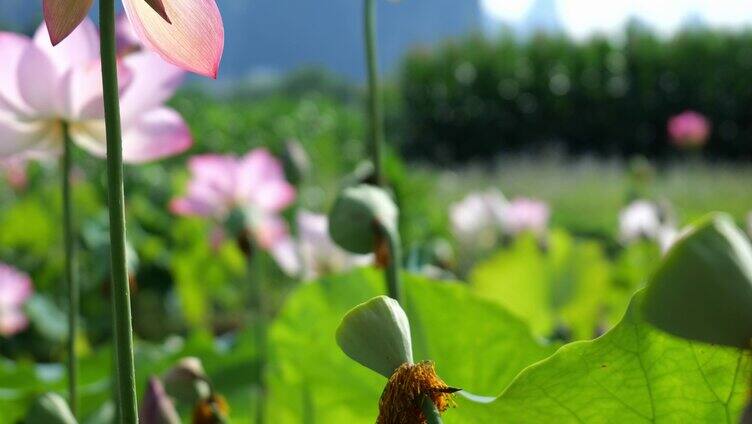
[362, 0, 403, 304]
[364, 0, 384, 186]
[170, 149, 299, 424]
[246, 244, 267, 424]
[61, 123, 78, 416]
[100, 0, 139, 420]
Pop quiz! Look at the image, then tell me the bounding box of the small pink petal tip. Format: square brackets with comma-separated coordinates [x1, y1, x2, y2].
[144, 0, 172, 24]
[43, 0, 94, 46]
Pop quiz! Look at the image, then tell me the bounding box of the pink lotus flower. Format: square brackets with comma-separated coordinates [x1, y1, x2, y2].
[297, 211, 372, 280]
[450, 190, 549, 244]
[0, 263, 33, 336]
[0, 155, 29, 191]
[501, 197, 550, 236]
[44, 0, 224, 78]
[0, 19, 191, 164]
[618, 199, 679, 254]
[116, 13, 143, 55]
[170, 149, 299, 275]
[667, 111, 710, 148]
[618, 200, 664, 243]
[449, 189, 508, 244]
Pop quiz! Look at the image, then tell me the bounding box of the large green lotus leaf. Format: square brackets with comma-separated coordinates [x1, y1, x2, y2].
[452, 293, 751, 423]
[266, 268, 555, 423]
[470, 230, 614, 340]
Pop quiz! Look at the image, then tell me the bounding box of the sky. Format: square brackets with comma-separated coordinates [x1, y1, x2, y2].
[481, 0, 752, 38]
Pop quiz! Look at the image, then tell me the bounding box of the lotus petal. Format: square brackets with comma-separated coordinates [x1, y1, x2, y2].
[122, 0, 224, 78]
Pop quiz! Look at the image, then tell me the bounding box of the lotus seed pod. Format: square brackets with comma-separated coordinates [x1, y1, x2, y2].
[336, 296, 413, 378]
[281, 139, 311, 186]
[642, 213, 752, 349]
[163, 357, 211, 406]
[25, 393, 77, 424]
[328, 185, 398, 255]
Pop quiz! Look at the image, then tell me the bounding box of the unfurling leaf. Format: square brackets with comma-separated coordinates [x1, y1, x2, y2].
[163, 357, 212, 406]
[642, 213, 752, 349]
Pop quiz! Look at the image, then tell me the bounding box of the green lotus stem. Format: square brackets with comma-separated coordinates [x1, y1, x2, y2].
[420, 395, 443, 424]
[61, 122, 78, 417]
[379, 224, 404, 303]
[364, 0, 385, 185]
[244, 241, 267, 424]
[99, 0, 139, 421]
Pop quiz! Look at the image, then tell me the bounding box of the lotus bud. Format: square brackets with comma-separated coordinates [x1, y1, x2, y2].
[341, 160, 377, 187]
[642, 213, 752, 349]
[163, 357, 211, 406]
[328, 185, 399, 255]
[140, 377, 181, 424]
[336, 296, 457, 423]
[25, 393, 77, 424]
[281, 139, 311, 186]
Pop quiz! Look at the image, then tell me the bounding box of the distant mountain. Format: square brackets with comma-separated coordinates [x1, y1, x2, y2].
[520, 0, 563, 36]
[221, 0, 481, 81]
[483, 0, 564, 39]
[0, 1, 480, 81]
[682, 11, 707, 30]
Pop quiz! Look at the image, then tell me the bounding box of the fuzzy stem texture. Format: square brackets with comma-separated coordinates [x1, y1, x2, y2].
[364, 0, 385, 185]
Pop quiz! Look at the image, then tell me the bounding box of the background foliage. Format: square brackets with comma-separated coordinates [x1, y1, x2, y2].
[401, 25, 752, 162]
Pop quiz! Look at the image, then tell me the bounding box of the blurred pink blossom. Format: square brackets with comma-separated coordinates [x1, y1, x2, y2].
[450, 190, 550, 244]
[43, 0, 224, 78]
[501, 197, 550, 236]
[170, 149, 298, 275]
[0, 155, 29, 191]
[0, 263, 33, 336]
[619, 200, 663, 243]
[296, 211, 372, 280]
[116, 13, 142, 55]
[0, 19, 190, 164]
[667, 111, 710, 148]
[618, 199, 678, 254]
[449, 189, 508, 244]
